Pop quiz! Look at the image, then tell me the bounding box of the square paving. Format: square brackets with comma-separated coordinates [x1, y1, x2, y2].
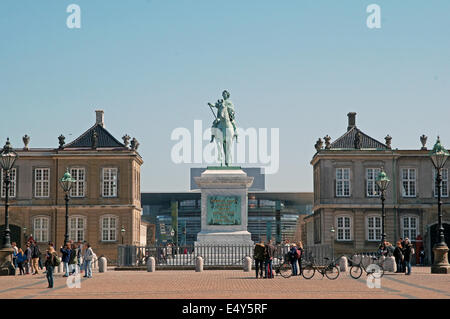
[0, 267, 449, 299]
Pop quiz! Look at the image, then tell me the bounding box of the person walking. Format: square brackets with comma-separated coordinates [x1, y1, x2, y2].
[45, 244, 58, 288]
[24, 243, 32, 275]
[394, 241, 404, 273]
[83, 243, 94, 278]
[76, 241, 83, 273]
[11, 242, 18, 269]
[60, 243, 72, 277]
[297, 241, 304, 275]
[289, 244, 299, 276]
[31, 241, 41, 275]
[253, 242, 265, 279]
[16, 248, 26, 275]
[403, 238, 413, 275]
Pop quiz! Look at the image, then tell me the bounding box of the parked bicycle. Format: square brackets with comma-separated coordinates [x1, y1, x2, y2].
[349, 255, 385, 279]
[274, 254, 294, 278]
[301, 256, 340, 280]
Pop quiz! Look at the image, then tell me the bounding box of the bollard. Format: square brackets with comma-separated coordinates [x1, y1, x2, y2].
[243, 257, 252, 272]
[195, 256, 204, 272]
[383, 256, 397, 273]
[92, 254, 98, 269]
[338, 256, 348, 272]
[147, 257, 156, 272]
[352, 254, 361, 265]
[99, 257, 107, 273]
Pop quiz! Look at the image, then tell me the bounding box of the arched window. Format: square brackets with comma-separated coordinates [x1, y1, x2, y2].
[69, 216, 86, 242]
[101, 215, 118, 242]
[33, 216, 50, 243]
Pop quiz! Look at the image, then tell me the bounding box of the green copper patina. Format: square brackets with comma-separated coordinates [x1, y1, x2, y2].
[207, 195, 241, 225]
[207, 90, 238, 166]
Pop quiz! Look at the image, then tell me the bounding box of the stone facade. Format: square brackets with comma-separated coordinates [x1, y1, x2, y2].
[0, 111, 144, 263]
[306, 113, 450, 265]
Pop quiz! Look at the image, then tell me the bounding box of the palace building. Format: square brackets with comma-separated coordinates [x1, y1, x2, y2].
[0, 111, 144, 262]
[306, 112, 450, 264]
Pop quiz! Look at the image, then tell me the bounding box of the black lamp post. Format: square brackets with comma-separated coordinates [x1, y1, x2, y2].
[60, 169, 75, 246]
[0, 138, 18, 249]
[430, 137, 450, 274]
[376, 168, 391, 244]
[121, 225, 125, 244]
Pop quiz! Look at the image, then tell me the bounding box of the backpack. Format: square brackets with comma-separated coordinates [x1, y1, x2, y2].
[53, 254, 61, 267]
[295, 248, 302, 259]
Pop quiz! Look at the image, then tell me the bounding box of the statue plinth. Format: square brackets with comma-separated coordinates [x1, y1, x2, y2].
[431, 244, 450, 274]
[0, 247, 15, 276]
[194, 167, 254, 246]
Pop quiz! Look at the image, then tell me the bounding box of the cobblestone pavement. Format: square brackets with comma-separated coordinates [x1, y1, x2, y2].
[0, 267, 449, 299]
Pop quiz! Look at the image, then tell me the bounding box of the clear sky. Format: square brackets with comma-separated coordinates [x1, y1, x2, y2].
[1, 0, 449, 192]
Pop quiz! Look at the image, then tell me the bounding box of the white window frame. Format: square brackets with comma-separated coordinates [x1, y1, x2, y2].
[335, 215, 352, 241]
[101, 215, 118, 242]
[401, 216, 418, 240]
[34, 168, 50, 198]
[102, 168, 118, 198]
[401, 168, 416, 198]
[366, 215, 382, 242]
[70, 167, 86, 198]
[33, 216, 50, 243]
[433, 168, 449, 198]
[1, 168, 17, 198]
[366, 168, 381, 197]
[336, 168, 351, 197]
[69, 216, 86, 242]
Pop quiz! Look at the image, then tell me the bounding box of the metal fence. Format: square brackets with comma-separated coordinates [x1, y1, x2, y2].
[117, 244, 332, 267]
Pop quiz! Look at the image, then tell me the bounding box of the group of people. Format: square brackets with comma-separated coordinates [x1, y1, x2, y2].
[10, 238, 95, 288]
[379, 237, 416, 275]
[253, 240, 276, 278]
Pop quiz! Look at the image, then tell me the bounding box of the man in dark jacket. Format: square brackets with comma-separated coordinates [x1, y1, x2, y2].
[289, 244, 299, 276]
[403, 238, 413, 275]
[60, 244, 72, 277]
[31, 242, 41, 275]
[264, 240, 276, 279]
[25, 243, 32, 274]
[393, 241, 404, 273]
[253, 242, 265, 279]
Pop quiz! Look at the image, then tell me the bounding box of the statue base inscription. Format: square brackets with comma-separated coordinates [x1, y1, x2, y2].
[194, 167, 254, 246]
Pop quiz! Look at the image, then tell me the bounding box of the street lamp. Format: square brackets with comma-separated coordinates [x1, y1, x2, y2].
[60, 169, 75, 246]
[0, 138, 18, 249]
[330, 225, 335, 260]
[430, 136, 450, 273]
[376, 168, 391, 244]
[121, 225, 125, 244]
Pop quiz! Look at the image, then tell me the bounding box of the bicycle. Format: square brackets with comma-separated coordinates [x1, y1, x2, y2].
[273, 254, 294, 278]
[349, 255, 385, 279]
[301, 256, 340, 280]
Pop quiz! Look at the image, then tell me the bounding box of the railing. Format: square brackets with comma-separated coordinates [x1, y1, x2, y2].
[117, 244, 332, 267]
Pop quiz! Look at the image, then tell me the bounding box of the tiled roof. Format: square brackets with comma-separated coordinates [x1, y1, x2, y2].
[329, 126, 387, 150]
[64, 124, 125, 149]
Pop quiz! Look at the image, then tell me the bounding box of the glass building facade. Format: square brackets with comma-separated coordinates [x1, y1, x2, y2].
[141, 192, 313, 246]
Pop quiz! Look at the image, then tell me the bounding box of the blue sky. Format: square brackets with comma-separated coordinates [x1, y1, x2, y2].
[1, 0, 449, 191]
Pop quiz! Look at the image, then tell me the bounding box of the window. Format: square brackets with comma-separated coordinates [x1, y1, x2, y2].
[336, 216, 352, 241]
[366, 168, 381, 197]
[101, 216, 117, 242]
[1, 168, 16, 198]
[433, 168, 449, 198]
[336, 168, 350, 197]
[402, 216, 418, 240]
[34, 216, 49, 243]
[69, 216, 86, 242]
[401, 168, 416, 197]
[102, 168, 118, 197]
[35, 168, 50, 198]
[367, 216, 382, 241]
[70, 168, 85, 198]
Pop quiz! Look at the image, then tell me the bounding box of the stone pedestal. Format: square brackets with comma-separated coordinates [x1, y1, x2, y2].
[0, 248, 15, 276]
[431, 245, 450, 274]
[194, 167, 254, 246]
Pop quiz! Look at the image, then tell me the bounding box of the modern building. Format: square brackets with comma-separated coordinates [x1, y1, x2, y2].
[141, 192, 313, 246]
[0, 111, 144, 262]
[306, 112, 450, 264]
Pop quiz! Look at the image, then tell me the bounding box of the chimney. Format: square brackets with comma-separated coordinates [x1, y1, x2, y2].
[347, 112, 356, 131]
[95, 110, 105, 127]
